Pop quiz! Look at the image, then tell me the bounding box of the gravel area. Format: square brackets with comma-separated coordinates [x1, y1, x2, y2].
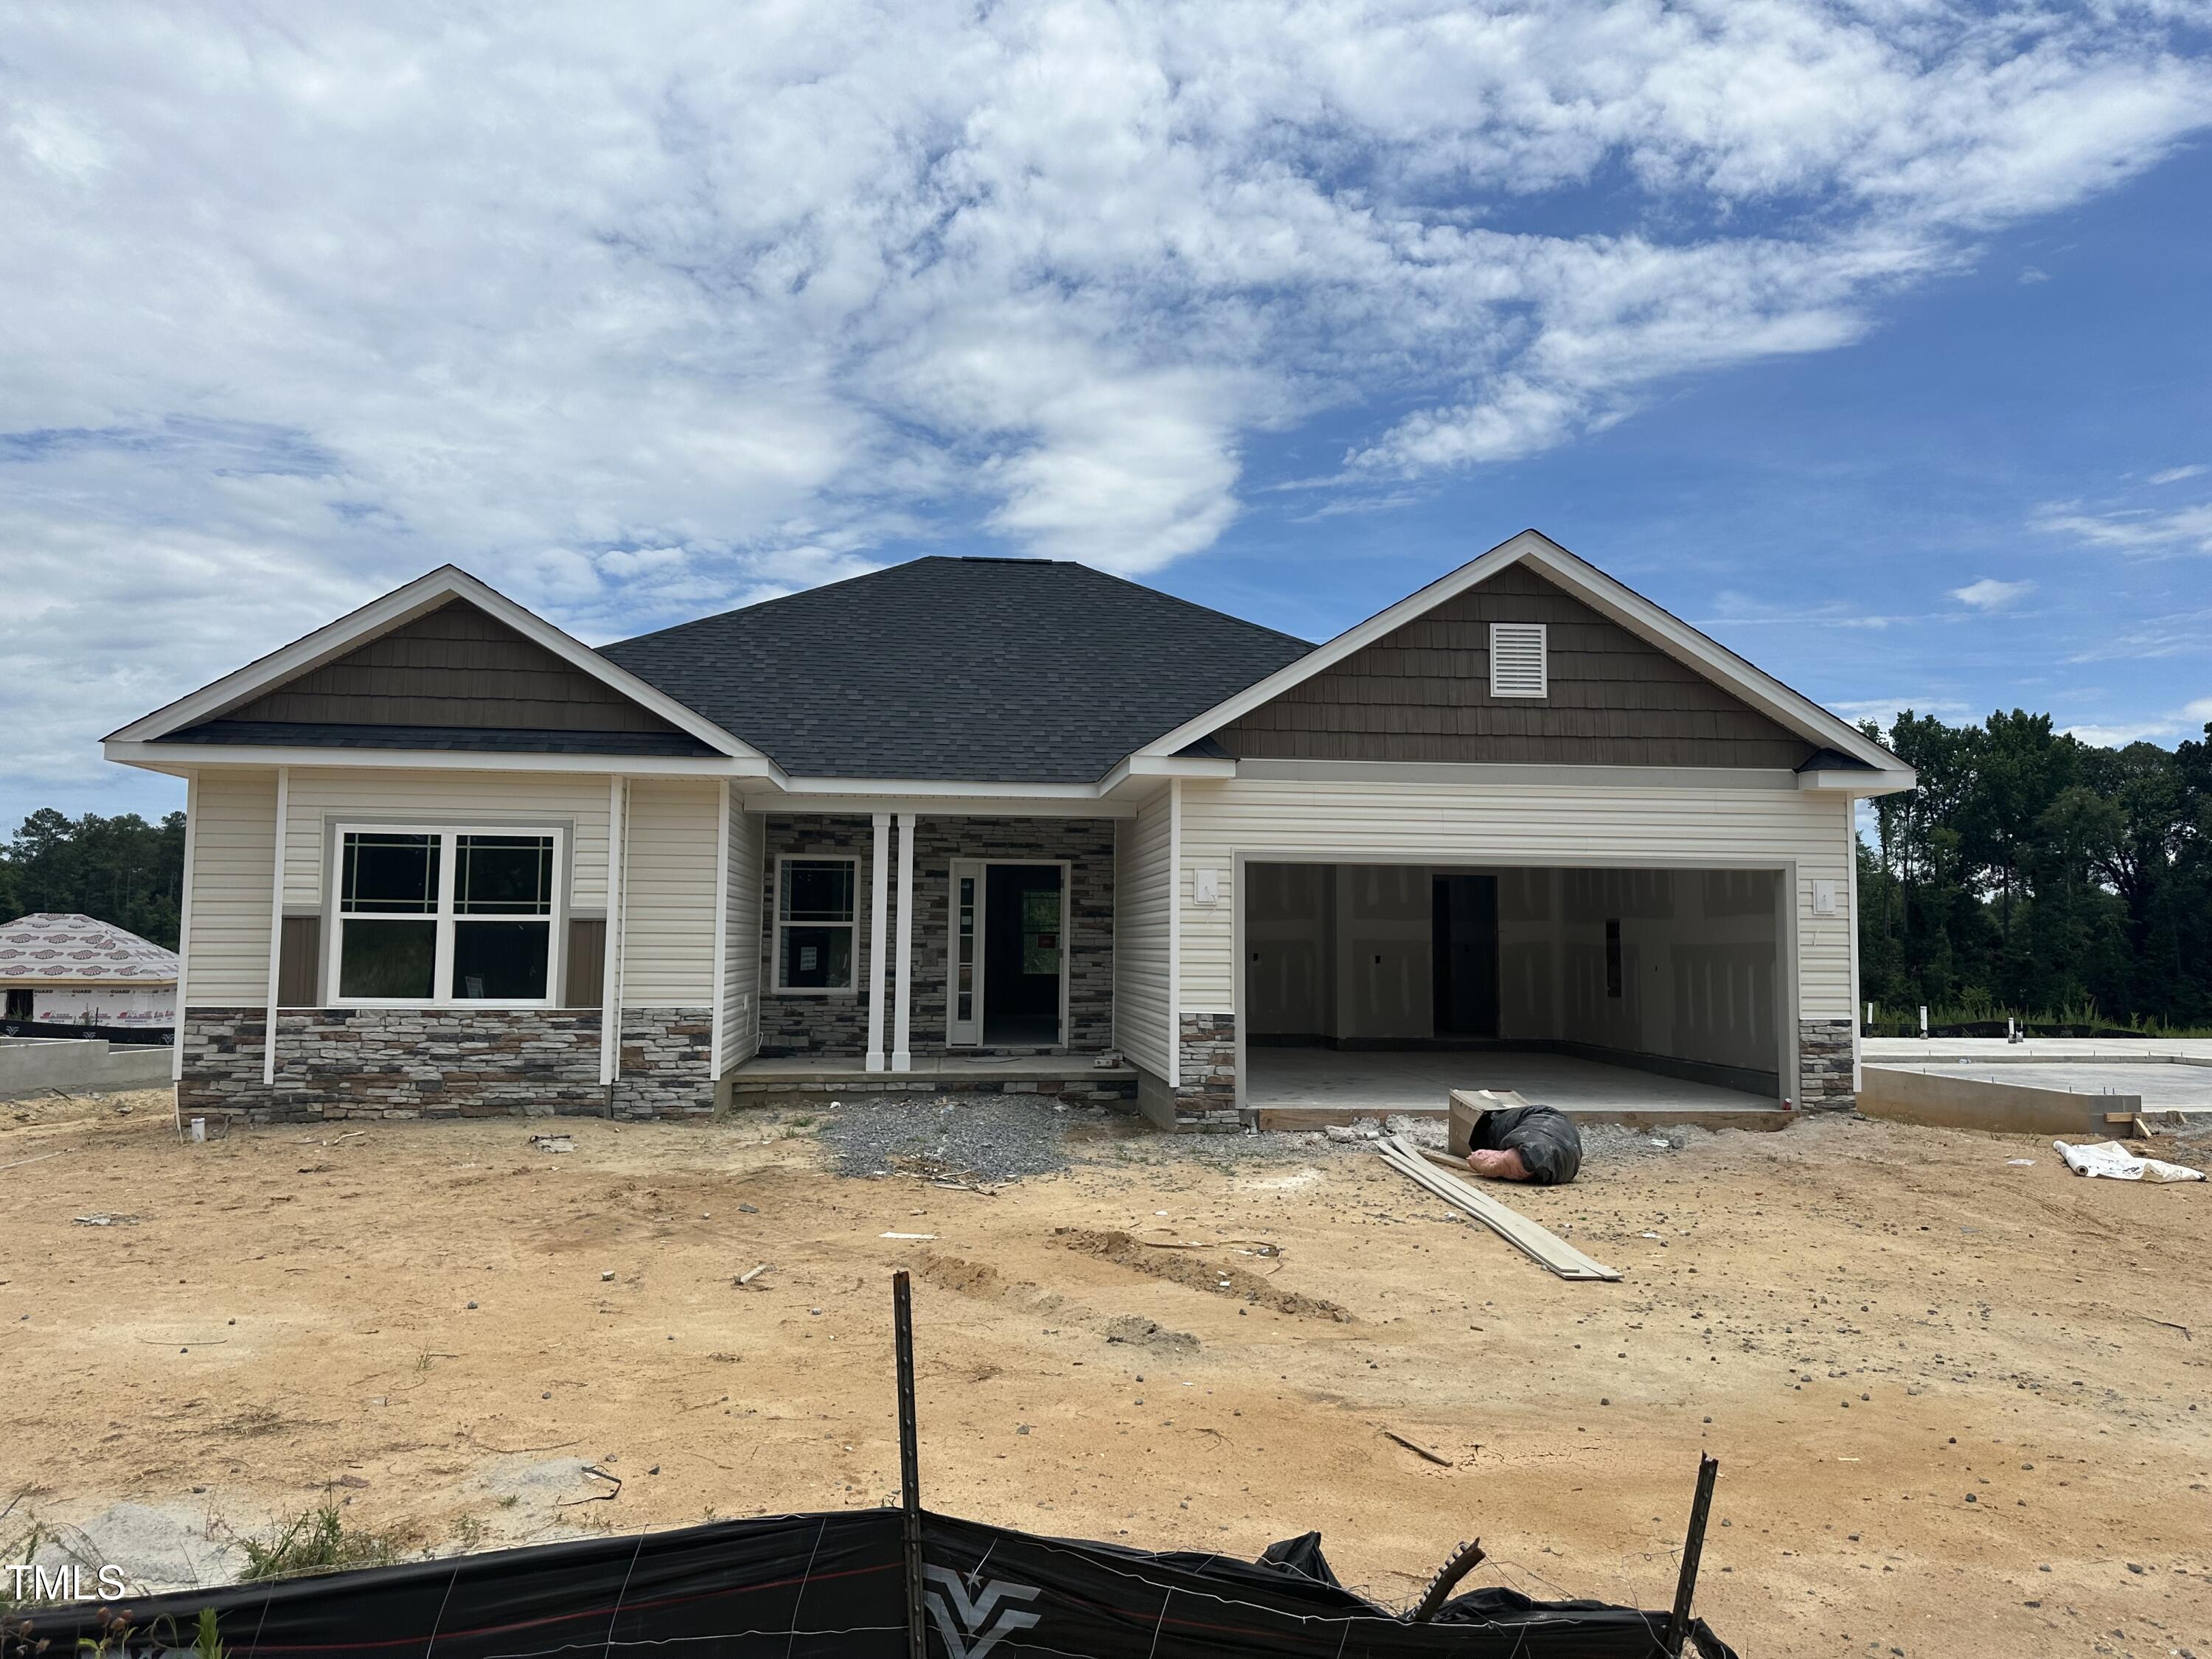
[814, 1091, 1109, 1183]
[812, 1093, 1703, 1183]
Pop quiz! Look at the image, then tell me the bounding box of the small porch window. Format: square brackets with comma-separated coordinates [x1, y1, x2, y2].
[776, 857, 857, 992]
[331, 827, 560, 1006]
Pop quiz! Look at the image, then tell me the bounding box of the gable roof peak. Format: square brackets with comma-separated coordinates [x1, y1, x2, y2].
[1132, 526, 1905, 776]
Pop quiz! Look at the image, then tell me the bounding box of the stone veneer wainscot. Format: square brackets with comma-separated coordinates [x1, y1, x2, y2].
[178, 1005, 716, 1122]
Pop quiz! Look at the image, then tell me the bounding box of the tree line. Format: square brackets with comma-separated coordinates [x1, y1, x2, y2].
[0, 808, 188, 950]
[1859, 712, 2212, 1032]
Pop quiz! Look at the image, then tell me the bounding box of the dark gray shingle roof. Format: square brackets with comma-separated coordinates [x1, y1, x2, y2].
[599, 557, 1314, 784]
[167, 720, 717, 757]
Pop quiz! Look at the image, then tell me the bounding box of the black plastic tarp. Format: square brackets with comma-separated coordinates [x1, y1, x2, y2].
[1464, 1103, 1583, 1186]
[4, 1509, 1735, 1659]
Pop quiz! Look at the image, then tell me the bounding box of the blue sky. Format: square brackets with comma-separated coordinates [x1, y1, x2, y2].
[1180, 138, 2212, 741]
[3, 2, 2209, 827]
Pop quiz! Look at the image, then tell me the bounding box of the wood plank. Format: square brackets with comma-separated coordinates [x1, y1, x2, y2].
[1375, 1135, 1621, 1281]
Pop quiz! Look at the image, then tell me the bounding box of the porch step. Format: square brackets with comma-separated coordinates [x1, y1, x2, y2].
[726, 1053, 1138, 1107]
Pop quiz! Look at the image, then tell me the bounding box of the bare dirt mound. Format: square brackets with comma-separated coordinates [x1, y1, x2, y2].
[1052, 1226, 1354, 1321]
[1099, 1314, 1199, 1353]
[910, 1250, 1086, 1321]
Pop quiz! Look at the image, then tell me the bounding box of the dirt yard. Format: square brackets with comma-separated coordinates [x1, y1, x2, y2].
[4, 1089, 2208, 1658]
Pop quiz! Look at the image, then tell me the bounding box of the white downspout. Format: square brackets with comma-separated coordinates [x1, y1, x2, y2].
[1846, 796, 1863, 1096]
[710, 782, 731, 1081]
[173, 773, 198, 1093]
[599, 776, 627, 1089]
[892, 811, 915, 1071]
[1166, 779, 1181, 1089]
[260, 766, 288, 1088]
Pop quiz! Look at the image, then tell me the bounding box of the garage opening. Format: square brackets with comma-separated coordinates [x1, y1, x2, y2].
[1243, 863, 1787, 1114]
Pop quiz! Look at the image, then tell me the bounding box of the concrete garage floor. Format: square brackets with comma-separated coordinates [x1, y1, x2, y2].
[1242, 1045, 1778, 1116]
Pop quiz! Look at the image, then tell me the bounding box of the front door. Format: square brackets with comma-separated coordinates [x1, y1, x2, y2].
[984, 864, 1065, 1046]
[945, 860, 1068, 1048]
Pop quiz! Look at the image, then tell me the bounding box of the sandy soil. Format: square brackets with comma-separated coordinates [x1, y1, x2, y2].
[3, 1088, 2209, 1658]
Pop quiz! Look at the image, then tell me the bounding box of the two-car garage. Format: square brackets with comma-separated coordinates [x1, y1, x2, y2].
[1239, 860, 1792, 1113]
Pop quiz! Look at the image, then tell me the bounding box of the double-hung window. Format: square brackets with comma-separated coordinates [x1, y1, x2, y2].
[776, 857, 857, 992]
[333, 827, 561, 1005]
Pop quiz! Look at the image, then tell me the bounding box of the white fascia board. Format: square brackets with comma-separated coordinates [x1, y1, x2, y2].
[1127, 526, 1910, 779]
[104, 564, 762, 762]
[1127, 754, 1237, 778]
[734, 773, 1141, 818]
[1798, 768, 1917, 797]
[1095, 753, 1238, 793]
[102, 739, 752, 778]
[736, 789, 1138, 819]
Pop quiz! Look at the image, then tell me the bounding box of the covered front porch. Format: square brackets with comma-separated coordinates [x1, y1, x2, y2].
[724, 800, 1127, 1091]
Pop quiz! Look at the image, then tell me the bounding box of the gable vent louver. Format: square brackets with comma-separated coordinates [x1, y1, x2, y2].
[1489, 622, 1548, 698]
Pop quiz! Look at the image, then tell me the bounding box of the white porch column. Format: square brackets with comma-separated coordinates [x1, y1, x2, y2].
[892, 811, 916, 1071]
[866, 811, 890, 1071]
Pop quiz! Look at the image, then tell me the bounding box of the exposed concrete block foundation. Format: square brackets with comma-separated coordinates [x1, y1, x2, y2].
[1798, 1018, 1856, 1110]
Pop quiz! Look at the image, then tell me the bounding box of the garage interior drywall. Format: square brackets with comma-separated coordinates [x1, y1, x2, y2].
[1244, 862, 1784, 1098]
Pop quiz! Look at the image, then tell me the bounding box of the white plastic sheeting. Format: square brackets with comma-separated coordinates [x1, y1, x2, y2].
[2052, 1139, 2205, 1183]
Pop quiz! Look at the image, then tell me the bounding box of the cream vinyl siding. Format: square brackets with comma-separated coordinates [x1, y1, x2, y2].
[279, 768, 613, 914]
[1113, 785, 1175, 1079]
[1176, 779, 1857, 1021]
[723, 804, 765, 1069]
[184, 768, 279, 1003]
[620, 777, 722, 1006]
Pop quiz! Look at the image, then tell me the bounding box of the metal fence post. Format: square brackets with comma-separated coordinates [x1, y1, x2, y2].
[1664, 1454, 1719, 1657]
[894, 1270, 926, 1659]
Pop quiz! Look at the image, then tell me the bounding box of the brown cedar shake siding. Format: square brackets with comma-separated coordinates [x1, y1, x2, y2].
[1217, 563, 1815, 768]
[224, 599, 683, 734]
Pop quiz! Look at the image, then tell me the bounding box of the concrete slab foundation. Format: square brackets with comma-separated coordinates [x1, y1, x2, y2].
[1245, 1046, 1780, 1119]
[1857, 1065, 2142, 1135]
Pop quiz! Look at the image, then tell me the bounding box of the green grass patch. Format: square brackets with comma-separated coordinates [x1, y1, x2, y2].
[239, 1503, 401, 1582]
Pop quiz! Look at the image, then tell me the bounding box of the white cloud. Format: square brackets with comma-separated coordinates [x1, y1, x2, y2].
[2062, 695, 2212, 747]
[2149, 464, 2207, 484]
[2033, 499, 2212, 552]
[1951, 577, 2036, 609]
[3, 1, 2211, 790]
[1827, 696, 1976, 731]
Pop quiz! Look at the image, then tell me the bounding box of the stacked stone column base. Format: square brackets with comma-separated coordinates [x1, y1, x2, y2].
[1171, 1012, 1240, 1132]
[1798, 1018, 1856, 1110]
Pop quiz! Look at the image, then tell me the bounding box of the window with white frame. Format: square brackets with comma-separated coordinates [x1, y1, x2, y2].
[776, 856, 857, 992]
[333, 827, 561, 1005]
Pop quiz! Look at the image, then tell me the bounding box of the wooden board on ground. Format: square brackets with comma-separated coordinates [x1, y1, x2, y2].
[1375, 1134, 1621, 1282]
